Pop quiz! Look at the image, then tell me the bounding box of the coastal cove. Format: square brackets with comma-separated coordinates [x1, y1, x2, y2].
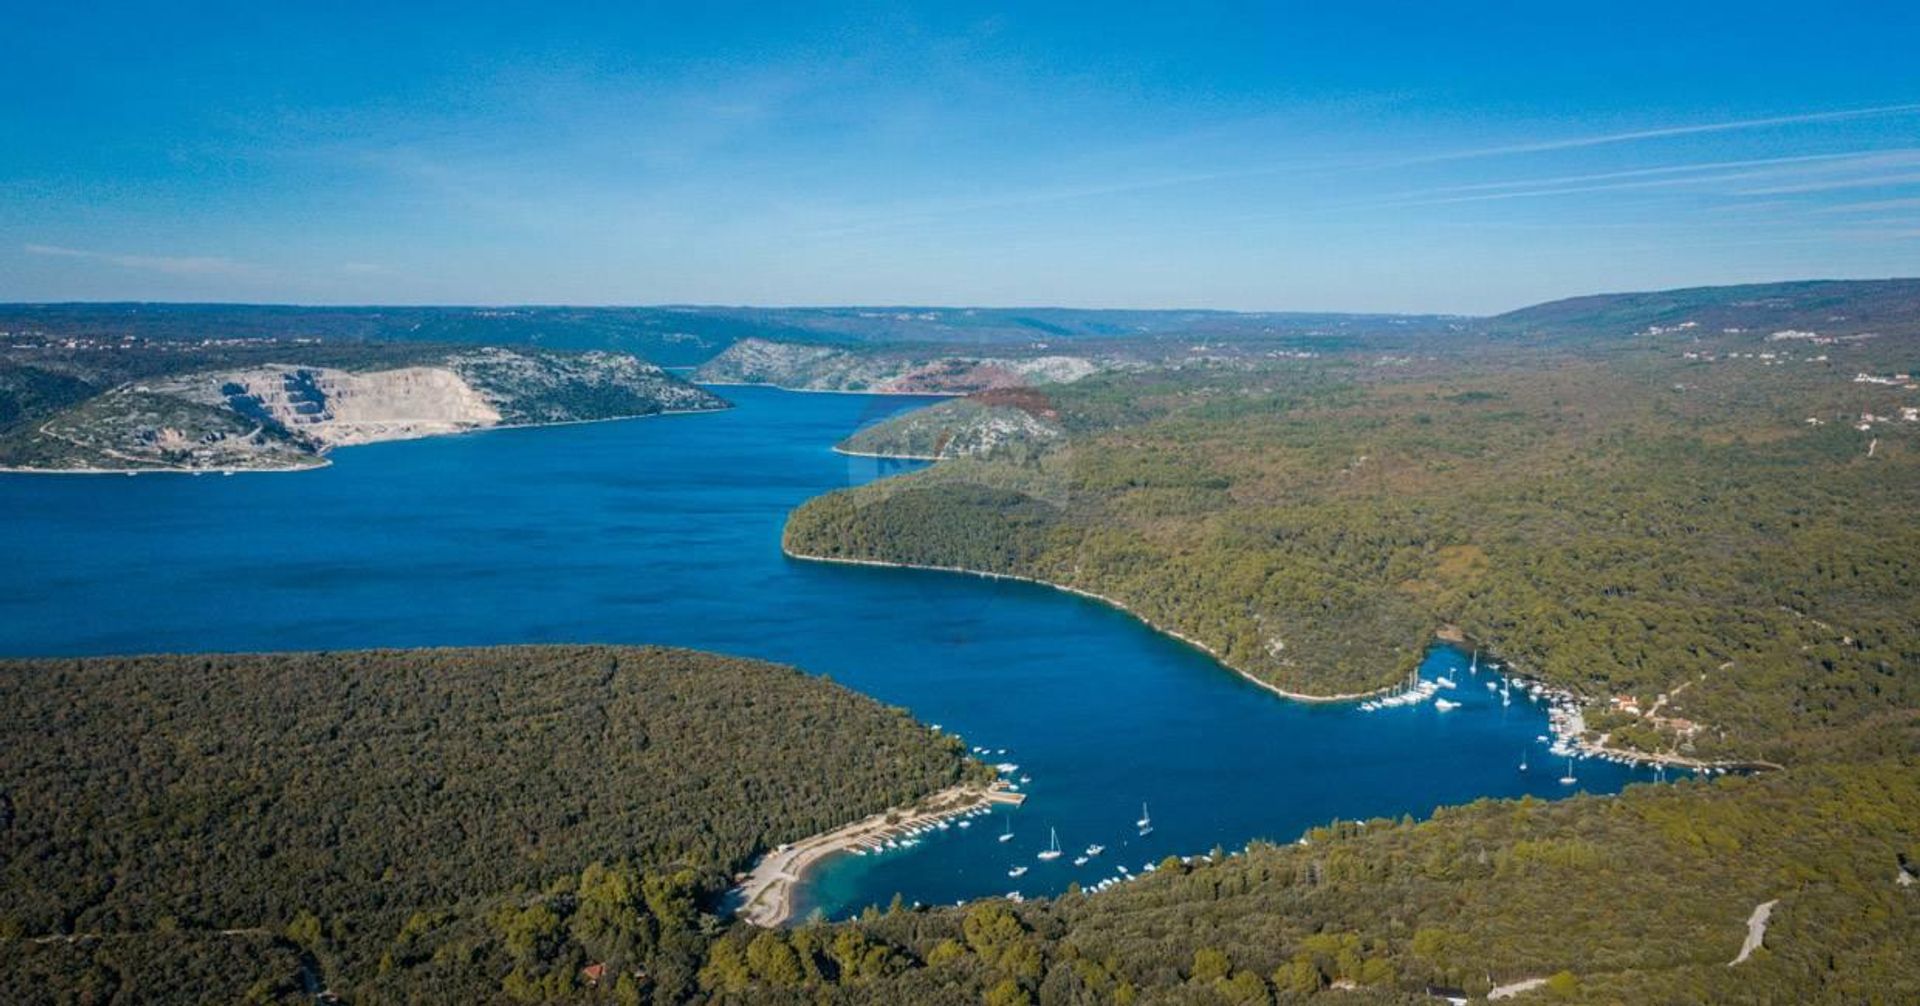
[0, 386, 1675, 924]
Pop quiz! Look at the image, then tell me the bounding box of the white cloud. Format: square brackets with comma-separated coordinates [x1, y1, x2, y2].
[23, 243, 263, 278]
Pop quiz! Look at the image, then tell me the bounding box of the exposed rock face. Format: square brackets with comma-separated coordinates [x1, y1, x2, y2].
[10, 346, 728, 472]
[695, 338, 1104, 394]
[206, 365, 503, 447]
[838, 394, 1067, 460]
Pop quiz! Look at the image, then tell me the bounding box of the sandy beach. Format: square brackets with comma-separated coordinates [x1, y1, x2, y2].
[733, 780, 1024, 927]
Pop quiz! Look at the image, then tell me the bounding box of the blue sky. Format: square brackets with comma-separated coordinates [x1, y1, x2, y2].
[3, 2, 1917, 313]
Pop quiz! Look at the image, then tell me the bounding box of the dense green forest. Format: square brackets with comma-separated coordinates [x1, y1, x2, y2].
[0, 646, 982, 1003]
[15, 660, 1905, 1005]
[790, 330, 1920, 764]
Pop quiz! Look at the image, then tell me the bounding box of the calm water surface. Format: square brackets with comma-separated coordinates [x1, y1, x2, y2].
[0, 386, 1671, 918]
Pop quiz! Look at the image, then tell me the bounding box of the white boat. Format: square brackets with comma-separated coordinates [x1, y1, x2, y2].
[998, 818, 1014, 843]
[1073, 856, 1089, 866]
[1007, 865, 1027, 878]
[1559, 758, 1577, 785]
[1469, 649, 1478, 674]
[1037, 827, 1063, 861]
[1485, 681, 1498, 691]
[957, 820, 971, 828]
[1018, 775, 1031, 784]
[1435, 675, 1457, 689]
[1434, 698, 1459, 711]
[1086, 844, 1104, 856]
[1136, 803, 1151, 829]
[1519, 751, 1529, 772]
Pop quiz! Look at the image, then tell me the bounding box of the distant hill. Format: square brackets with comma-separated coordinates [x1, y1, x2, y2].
[1489, 278, 1920, 341]
[694, 337, 1109, 394]
[0, 302, 1462, 364]
[2, 279, 1913, 369]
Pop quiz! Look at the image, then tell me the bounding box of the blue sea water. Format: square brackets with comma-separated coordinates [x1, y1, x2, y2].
[0, 386, 1671, 918]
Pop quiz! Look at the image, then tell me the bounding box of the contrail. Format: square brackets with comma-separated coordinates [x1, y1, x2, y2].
[1391, 103, 1920, 166]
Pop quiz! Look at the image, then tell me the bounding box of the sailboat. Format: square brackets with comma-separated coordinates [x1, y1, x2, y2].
[1519, 750, 1529, 772]
[1470, 648, 1478, 674]
[1559, 758, 1578, 785]
[998, 816, 1014, 843]
[1136, 803, 1153, 836]
[1037, 827, 1063, 861]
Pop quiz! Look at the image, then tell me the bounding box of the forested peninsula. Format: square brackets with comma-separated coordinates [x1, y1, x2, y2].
[790, 285, 1920, 768]
[0, 646, 982, 1003]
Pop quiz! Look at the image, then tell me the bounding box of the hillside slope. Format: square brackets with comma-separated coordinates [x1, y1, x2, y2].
[0, 343, 727, 471]
[694, 338, 1105, 394]
[1490, 278, 1920, 341]
[788, 310, 1920, 764]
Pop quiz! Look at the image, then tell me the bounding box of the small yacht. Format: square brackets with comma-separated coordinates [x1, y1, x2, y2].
[1073, 855, 1089, 866]
[998, 818, 1014, 843]
[1007, 865, 1027, 878]
[1519, 750, 1529, 772]
[957, 819, 971, 828]
[1435, 674, 1457, 690]
[1085, 844, 1104, 857]
[1136, 803, 1151, 829]
[1469, 649, 1478, 674]
[1434, 698, 1459, 711]
[1559, 758, 1578, 785]
[1037, 827, 1063, 861]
